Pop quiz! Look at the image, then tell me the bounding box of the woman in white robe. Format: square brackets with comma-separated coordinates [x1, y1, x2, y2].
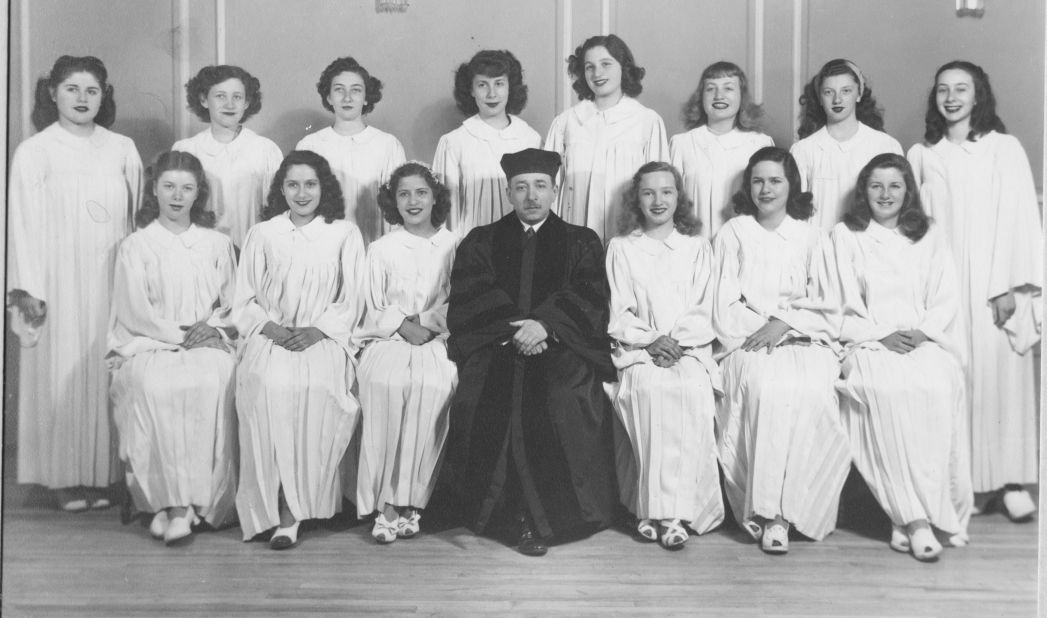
[173, 65, 283, 250]
[669, 61, 773, 239]
[433, 50, 541, 236]
[544, 34, 668, 242]
[713, 146, 848, 554]
[233, 150, 365, 549]
[833, 153, 973, 562]
[7, 55, 142, 511]
[296, 56, 405, 245]
[109, 151, 238, 545]
[790, 59, 901, 231]
[355, 163, 459, 543]
[605, 161, 722, 550]
[907, 61, 1042, 521]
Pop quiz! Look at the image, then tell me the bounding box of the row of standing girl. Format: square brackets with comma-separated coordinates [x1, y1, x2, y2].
[7, 35, 1040, 545]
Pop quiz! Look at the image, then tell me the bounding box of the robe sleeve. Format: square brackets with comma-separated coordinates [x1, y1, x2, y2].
[644, 113, 670, 163]
[232, 226, 275, 339]
[432, 133, 464, 231]
[385, 137, 407, 179]
[543, 113, 569, 194]
[313, 224, 366, 356]
[357, 243, 405, 341]
[446, 229, 521, 362]
[790, 142, 812, 193]
[988, 136, 1043, 301]
[416, 243, 455, 335]
[262, 141, 284, 202]
[606, 238, 658, 349]
[712, 225, 766, 352]
[670, 239, 717, 349]
[206, 236, 238, 332]
[7, 142, 49, 302]
[123, 140, 144, 227]
[917, 228, 965, 364]
[768, 230, 840, 342]
[108, 238, 185, 356]
[832, 224, 893, 345]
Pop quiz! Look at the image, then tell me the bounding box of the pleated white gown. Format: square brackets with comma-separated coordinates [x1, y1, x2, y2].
[7, 123, 142, 490]
[296, 126, 406, 245]
[233, 214, 365, 539]
[605, 230, 723, 532]
[108, 223, 238, 526]
[833, 221, 973, 538]
[544, 97, 669, 242]
[354, 227, 459, 514]
[669, 126, 774, 239]
[713, 215, 848, 541]
[908, 132, 1043, 492]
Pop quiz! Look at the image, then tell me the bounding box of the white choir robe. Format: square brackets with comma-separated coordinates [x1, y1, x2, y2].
[296, 125, 406, 245]
[712, 215, 848, 541]
[172, 127, 283, 249]
[604, 230, 724, 532]
[7, 123, 142, 489]
[669, 126, 774, 239]
[790, 123, 902, 231]
[908, 132, 1043, 491]
[353, 227, 459, 515]
[432, 115, 541, 236]
[832, 221, 973, 539]
[232, 214, 365, 539]
[544, 97, 669, 242]
[108, 223, 238, 526]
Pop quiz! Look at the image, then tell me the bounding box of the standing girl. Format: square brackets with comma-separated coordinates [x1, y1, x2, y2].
[297, 56, 405, 245]
[670, 61, 773, 239]
[109, 151, 238, 545]
[908, 61, 1042, 522]
[790, 58, 901, 230]
[433, 50, 541, 235]
[174, 65, 283, 249]
[8, 55, 142, 511]
[355, 162, 458, 543]
[605, 162, 723, 550]
[713, 147, 848, 554]
[545, 34, 669, 242]
[233, 151, 365, 549]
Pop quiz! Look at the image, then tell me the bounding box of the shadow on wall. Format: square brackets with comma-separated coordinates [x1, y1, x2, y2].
[408, 100, 464, 163]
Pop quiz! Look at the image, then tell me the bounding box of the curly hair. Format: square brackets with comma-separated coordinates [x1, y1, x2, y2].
[844, 153, 929, 242]
[32, 55, 116, 131]
[185, 65, 262, 123]
[377, 162, 452, 228]
[567, 34, 645, 101]
[923, 60, 1006, 144]
[617, 161, 701, 237]
[682, 61, 763, 131]
[136, 151, 214, 229]
[452, 49, 528, 116]
[732, 146, 814, 221]
[316, 56, 383, 115]
[797, 58, 884, 139]
[262, 151, 345, 224]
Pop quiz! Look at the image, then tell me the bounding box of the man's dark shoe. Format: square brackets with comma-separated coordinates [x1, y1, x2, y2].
[517, 518, 548, 557]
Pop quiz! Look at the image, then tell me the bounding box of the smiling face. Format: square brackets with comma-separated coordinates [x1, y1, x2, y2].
[395, 174, 437, 234]
[508, 172, 556, 225]
[282, 164, 322, 226]
[935, 68, 976, 127]
[471, 73, 509, 121]
[637, 171, 678, 231]
[583, 45, 623, 101]
[154, 170, 199, 228]
[52, 71, 102, 128]
[818, 73, 860, 125]
[702, 75, 742, 126]
[749, 160, 789, 221]
[327, 71, 367, 123]
[201, 77, 247, 130]
[865, 166, 906, 228]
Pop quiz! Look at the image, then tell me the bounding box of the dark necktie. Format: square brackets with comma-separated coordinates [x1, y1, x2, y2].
[517, 227, 536, 312]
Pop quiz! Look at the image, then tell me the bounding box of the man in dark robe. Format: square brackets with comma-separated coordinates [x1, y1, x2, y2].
[441, 148, 617, 556]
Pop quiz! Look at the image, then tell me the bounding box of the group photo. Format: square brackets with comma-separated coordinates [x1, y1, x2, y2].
[2, 0, 1044, 615]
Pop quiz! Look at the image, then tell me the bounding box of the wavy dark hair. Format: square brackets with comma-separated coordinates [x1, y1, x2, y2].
[618, 161, 701, 236]
[682, 61, 763, 131]
[185, 65, 263, 123]
[453, 49, 528, 116]
[797, 58, 884, 139]
[923, 60, 1006, 144]
[262, 151, 345, 224]
[567, 34, 645, 101]
[845, 153, 929, 242]
[377, 162, 452, 228]
[732, 146, 814, 221]
[316, 56, 383, 115]
[136, 151, 214, 229]
[32, 55, 116, 131]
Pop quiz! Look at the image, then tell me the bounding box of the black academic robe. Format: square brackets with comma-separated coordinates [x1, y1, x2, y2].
[442, 212, 617, 540]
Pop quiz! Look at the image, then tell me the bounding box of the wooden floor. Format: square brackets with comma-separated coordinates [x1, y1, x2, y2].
[1, 481, 1039, 617]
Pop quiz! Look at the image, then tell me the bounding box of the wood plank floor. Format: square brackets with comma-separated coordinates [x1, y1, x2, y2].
[1, 483, 1039, 617]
